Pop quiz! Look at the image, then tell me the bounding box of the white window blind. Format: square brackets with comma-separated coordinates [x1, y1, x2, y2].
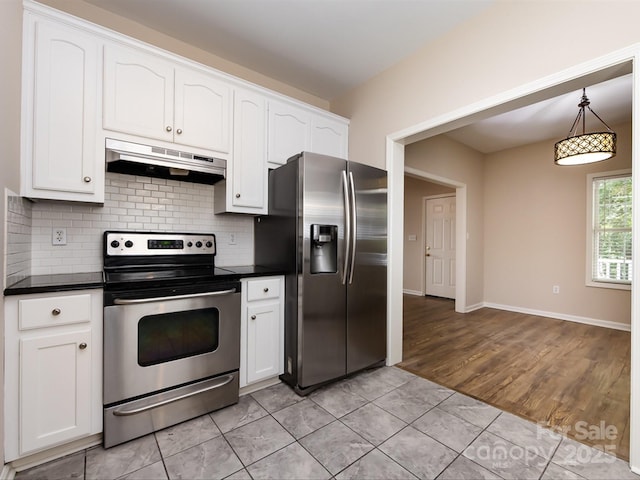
[590, 173, 632, 285]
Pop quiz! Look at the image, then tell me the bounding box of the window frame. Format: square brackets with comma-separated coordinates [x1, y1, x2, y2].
[586, 169, 632, 290]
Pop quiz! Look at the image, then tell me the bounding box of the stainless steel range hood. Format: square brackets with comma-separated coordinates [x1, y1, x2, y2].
[105, 138, 226, 185]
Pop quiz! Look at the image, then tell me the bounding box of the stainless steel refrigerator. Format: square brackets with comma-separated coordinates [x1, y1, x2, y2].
[254, 151, 387, 394]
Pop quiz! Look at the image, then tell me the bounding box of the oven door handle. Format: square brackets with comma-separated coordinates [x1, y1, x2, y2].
[112, 288, 237, 305]
[111, 374, 235, 416]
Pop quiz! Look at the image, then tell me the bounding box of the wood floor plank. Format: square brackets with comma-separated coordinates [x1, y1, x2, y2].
[399, 294, 630, 460]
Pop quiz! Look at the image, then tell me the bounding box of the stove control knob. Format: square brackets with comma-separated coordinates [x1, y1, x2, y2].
[124, 240, 134, 248]
[187, 241, 193, 248]
[206, 241, 213, 248]
[195, 241, 203, 248]
[110, 240, 120, 249]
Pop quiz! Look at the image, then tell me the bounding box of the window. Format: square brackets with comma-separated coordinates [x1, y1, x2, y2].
[586, 170, 632, 289]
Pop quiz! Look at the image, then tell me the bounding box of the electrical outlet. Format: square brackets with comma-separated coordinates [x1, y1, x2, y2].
[552, 285, 560, 294]
[52, 228, 67, 245]
[229, 233, 237, 245]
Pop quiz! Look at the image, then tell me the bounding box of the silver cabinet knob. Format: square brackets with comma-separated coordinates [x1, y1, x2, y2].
[263, 287, 269, 292]
[176, 128, 183, 134]
[166, 126, 172, 132]
[250, 315, 256, 320]
[79, 342, 87, 350]
[52, 308, 61, 316]
[83, 176, 91, 183]
[235, 193, 241, 198]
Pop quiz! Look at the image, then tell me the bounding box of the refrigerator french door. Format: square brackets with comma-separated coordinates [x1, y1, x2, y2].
[255, 152, 387, 394]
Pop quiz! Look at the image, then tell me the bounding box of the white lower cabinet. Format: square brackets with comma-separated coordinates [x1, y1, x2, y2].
[240, 276, 284, 387]
[4, 290, 103, 461]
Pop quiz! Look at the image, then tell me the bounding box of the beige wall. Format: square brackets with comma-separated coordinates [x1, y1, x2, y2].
[0, 0, 23, 465]
[39, 0, 329, 109]
[403, 176, 454, 294]
[405, 135, 485, 306]
[331, 1, 640, 169]
[484, 122, 632, 325]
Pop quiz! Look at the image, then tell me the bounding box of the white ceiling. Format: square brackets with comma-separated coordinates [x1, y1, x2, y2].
[83, 0, 494, 100]
[82, 0, 632, 154]
[445, 74, 633, 154]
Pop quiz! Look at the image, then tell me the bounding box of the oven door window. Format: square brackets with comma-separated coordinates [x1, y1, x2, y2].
[138, 307, 219, 366]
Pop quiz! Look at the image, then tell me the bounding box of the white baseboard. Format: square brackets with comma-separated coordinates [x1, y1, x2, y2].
[464, 302, 484, 313]
[403, 289, 423, 296]
[1, 464, 15, 480]
[483, 302, 631, 332]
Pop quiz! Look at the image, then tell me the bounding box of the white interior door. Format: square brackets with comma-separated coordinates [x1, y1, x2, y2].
[425, 195, 456, 298]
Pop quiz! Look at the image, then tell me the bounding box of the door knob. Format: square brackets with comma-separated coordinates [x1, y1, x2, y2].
[176, 128, 183, 135]
[51, 308, 61, 316]
[166, 126, 172, 132]
[79, 342, 87, 350]
[250, 315, 256, 320]
[83, 176, 92, 183]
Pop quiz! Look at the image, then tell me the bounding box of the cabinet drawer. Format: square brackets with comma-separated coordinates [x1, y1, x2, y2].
[246, 278, 281, 301]
[19, 294, 92, 330]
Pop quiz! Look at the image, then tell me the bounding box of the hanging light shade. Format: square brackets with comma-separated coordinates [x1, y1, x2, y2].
[554, 88, 616, 166]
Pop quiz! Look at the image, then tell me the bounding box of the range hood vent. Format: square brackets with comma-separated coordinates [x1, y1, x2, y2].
[105, 139, 226, 185]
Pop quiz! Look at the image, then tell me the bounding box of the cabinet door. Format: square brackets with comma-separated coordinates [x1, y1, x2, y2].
[246, 302, 281, 384]
[267, 101, 310, 166]
[28, 19, 100, 199]
[20, 329, 91, 454]
[103, 44, 174, 142]
[310, 116, 349, 159]
[231, 89, 266, 211]
[174, 68, 232, 154]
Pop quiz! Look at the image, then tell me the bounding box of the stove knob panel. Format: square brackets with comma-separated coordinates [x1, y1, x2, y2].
[110, 240, 120, 249]
[195, 241, 203, 248]
[206, 241, 213, 248]
[124, 240, 134, 248]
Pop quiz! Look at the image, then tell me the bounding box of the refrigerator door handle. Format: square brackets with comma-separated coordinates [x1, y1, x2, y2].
[348, 171, 357, 284]
[342, 170, 351, 285]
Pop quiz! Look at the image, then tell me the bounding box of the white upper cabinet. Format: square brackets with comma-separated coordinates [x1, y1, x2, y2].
[215, 88, 267, 214]
[267, 100, 349, 168]
[311, 115, 349, 160]
[174, 68, 232, 154]
[103, 43, 232, 156]
[103, 44, 174, 143]
[21, 14, 103, 202]
[267, 101, 311, 167]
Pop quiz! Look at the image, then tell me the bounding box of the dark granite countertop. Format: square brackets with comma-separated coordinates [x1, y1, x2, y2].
[4, 272, 104, 296]
[4, 266, 288, 296]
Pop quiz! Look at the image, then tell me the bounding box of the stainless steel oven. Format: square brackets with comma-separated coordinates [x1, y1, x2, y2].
[102, 231, 241, 448]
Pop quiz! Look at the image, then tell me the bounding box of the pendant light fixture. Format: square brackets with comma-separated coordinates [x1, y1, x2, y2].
[554, 88, 616, 166]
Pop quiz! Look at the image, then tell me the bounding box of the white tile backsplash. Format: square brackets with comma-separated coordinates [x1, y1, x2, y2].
[20, 172, 254, 275]
[6, 192, 33, 284]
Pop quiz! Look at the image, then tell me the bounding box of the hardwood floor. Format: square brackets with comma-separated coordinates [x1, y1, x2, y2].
[399, 294, 631, 460]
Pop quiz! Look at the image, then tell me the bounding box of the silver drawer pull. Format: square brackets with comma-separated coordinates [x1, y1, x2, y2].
[51, 308, 61, 316]
[79, 342, 87, 350]
[83, 176, 92, 183]
[263, 287, 269, 292]
[251, 315, 256, 320]
[166, 126, 172, 132]
[112, 374, 235, 416]
[176, 128, 183, 135]
[113, 288, 237, 305]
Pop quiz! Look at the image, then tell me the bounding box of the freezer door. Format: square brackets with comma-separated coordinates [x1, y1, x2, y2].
[346, 161, 387, 374]
[298, 152, 348, 388]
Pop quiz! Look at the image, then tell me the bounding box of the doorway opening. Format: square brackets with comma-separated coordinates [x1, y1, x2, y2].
[385, 51, 638, 468]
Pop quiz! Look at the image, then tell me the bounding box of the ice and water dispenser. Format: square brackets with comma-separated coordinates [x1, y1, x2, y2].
[310, 224, 338, 274]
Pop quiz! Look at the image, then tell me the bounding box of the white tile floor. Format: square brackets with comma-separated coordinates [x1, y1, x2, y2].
[13, 367, 639, 480]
